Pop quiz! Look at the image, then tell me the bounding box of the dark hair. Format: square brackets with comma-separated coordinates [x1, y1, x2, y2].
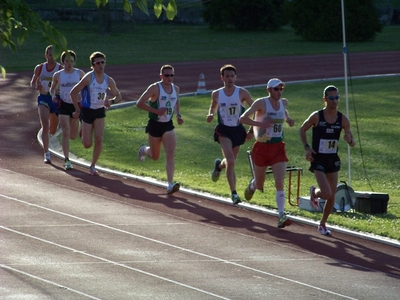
[323, 85, 338, 97]
[90, 51, 106, 66]
[45, 45, 53, 55]
[160, 64, 174, 74]
[220, 64, 236, 76]
[61, 50, 77, 63]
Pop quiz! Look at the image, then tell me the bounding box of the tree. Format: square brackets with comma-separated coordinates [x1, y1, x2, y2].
[202, 0, 285, 31]
[0, 0, 178, 78]
[286, 0, 383, 42]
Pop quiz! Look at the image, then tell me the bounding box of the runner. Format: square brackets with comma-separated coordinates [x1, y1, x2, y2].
[136, 65, 183, 195]
[30, 45, 62, 163]
[50, 50, 85, 170]
[70, 51, 122, 175]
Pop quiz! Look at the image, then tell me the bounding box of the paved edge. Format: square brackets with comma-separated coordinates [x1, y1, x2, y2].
[40, 75, 400, 249]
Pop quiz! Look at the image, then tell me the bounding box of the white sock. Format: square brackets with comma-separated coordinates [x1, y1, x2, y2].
[250, 179, 255, 192]
[276, 190, 285, 215]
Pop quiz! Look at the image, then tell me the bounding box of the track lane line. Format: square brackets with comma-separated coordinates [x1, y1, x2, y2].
[1, 193, 359, 299]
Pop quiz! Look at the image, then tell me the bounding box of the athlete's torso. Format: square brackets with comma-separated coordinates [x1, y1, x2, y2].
[149, 82, 178, 122]
[39, 62, 62, 94]
[216, 86, 244, 127]
[81, 72, 109, 109]
[312, 109, 343, 154]
[59, 69, 81, 103]
[254, 97, 285, 143]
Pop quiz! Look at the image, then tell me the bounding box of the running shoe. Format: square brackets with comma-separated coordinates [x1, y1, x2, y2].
[89, 166, 99, 176]
[44, 152, 51, 164]
[244, 179, 255, 201]
[318, 224, 332, 236]
[309, 185, 319, 210]
[64, 159, 73, 170]
[211, 158, 221, 182]
[231, 193, 241, 205]
[138, 144, 146, 162]
[167, 182, 180, 195]
[277, 213, 292, 228]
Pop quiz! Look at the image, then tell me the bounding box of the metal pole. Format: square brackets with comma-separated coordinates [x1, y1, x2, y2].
[341, 0, 351, 186]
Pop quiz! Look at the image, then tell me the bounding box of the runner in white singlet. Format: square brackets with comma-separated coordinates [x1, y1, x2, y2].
[70, 51, 122, 176]
[206, 64, 253, 204]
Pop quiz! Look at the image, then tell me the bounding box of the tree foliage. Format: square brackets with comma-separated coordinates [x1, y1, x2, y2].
[0, 0, 68, 77]
[286, 0, 383, 42]
[202, 0, 285, 31]
[0, 0, 178, 78]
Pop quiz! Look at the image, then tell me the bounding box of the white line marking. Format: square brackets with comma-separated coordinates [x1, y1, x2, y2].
[0, 225, 231, 300]
[0, 263, 103, 300]
[1, 193, 358, 299]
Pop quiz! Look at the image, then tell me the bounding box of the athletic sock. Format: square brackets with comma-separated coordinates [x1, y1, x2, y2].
[276, 190, 285, 214]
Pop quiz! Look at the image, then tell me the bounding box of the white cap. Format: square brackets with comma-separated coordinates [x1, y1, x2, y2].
[267, 78, 285, 88]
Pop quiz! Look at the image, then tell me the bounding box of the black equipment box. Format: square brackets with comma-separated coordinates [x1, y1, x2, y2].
[354, 191, 389, 214]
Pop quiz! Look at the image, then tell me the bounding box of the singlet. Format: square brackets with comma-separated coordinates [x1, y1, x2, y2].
[312, 109, 343, 154]
[253, 97, 285, 143]
[59, 69, 81, 104]
[39, 62, 62, 95]
[81, 72, 109, 109]
[216, 86, 245, 127]
[148, 82, 178, 122]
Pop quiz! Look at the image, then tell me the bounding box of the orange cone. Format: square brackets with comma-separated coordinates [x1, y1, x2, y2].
[196, 73, 206, 94]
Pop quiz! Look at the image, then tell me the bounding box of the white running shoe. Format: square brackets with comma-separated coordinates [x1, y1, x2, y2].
[44, 152, 51, 164]
[318, 224, 332, 236]
[138, 144, 146, 162]
[244, 179, 255, 201]
[90, 166, 99, 176]
[167, 182, 180, 195]
[211, 158, 221, 182]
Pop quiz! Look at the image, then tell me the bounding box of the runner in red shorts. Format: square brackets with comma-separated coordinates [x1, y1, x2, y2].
[239, 78, 295, 228]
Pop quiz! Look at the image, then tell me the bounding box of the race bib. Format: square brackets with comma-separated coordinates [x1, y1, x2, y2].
[40, 76, 53, 93]
[158, 100, 173, 122]
[266, 120, 283, 139]
[219, 103, 239, 125]
[319, 139, 338, 154]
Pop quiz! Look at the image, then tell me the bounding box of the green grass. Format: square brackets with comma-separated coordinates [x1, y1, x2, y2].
[68, 77, 400, 241]
[3, 22, 400, 72]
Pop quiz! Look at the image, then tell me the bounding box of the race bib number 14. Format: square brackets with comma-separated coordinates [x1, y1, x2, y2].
[319, 139, 338, 154]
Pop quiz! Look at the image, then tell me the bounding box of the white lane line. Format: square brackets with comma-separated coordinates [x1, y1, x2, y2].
[0, 263, 103, 300]
[1, 193, 358, 300]
[0, 225, 231, 300]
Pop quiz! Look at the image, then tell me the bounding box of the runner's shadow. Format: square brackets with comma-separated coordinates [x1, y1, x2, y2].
[60, 165, 274, 234]
[57, 164, 400, 279]
[163, 194, 270, 234]
[266, 225, 400, 278]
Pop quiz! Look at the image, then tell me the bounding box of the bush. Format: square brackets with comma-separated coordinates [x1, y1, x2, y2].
[202, 0, 285, 31]
[287, 0, 383, 42]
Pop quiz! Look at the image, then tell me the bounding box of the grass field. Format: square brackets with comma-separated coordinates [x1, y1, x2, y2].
[68, 76, 400, 241]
